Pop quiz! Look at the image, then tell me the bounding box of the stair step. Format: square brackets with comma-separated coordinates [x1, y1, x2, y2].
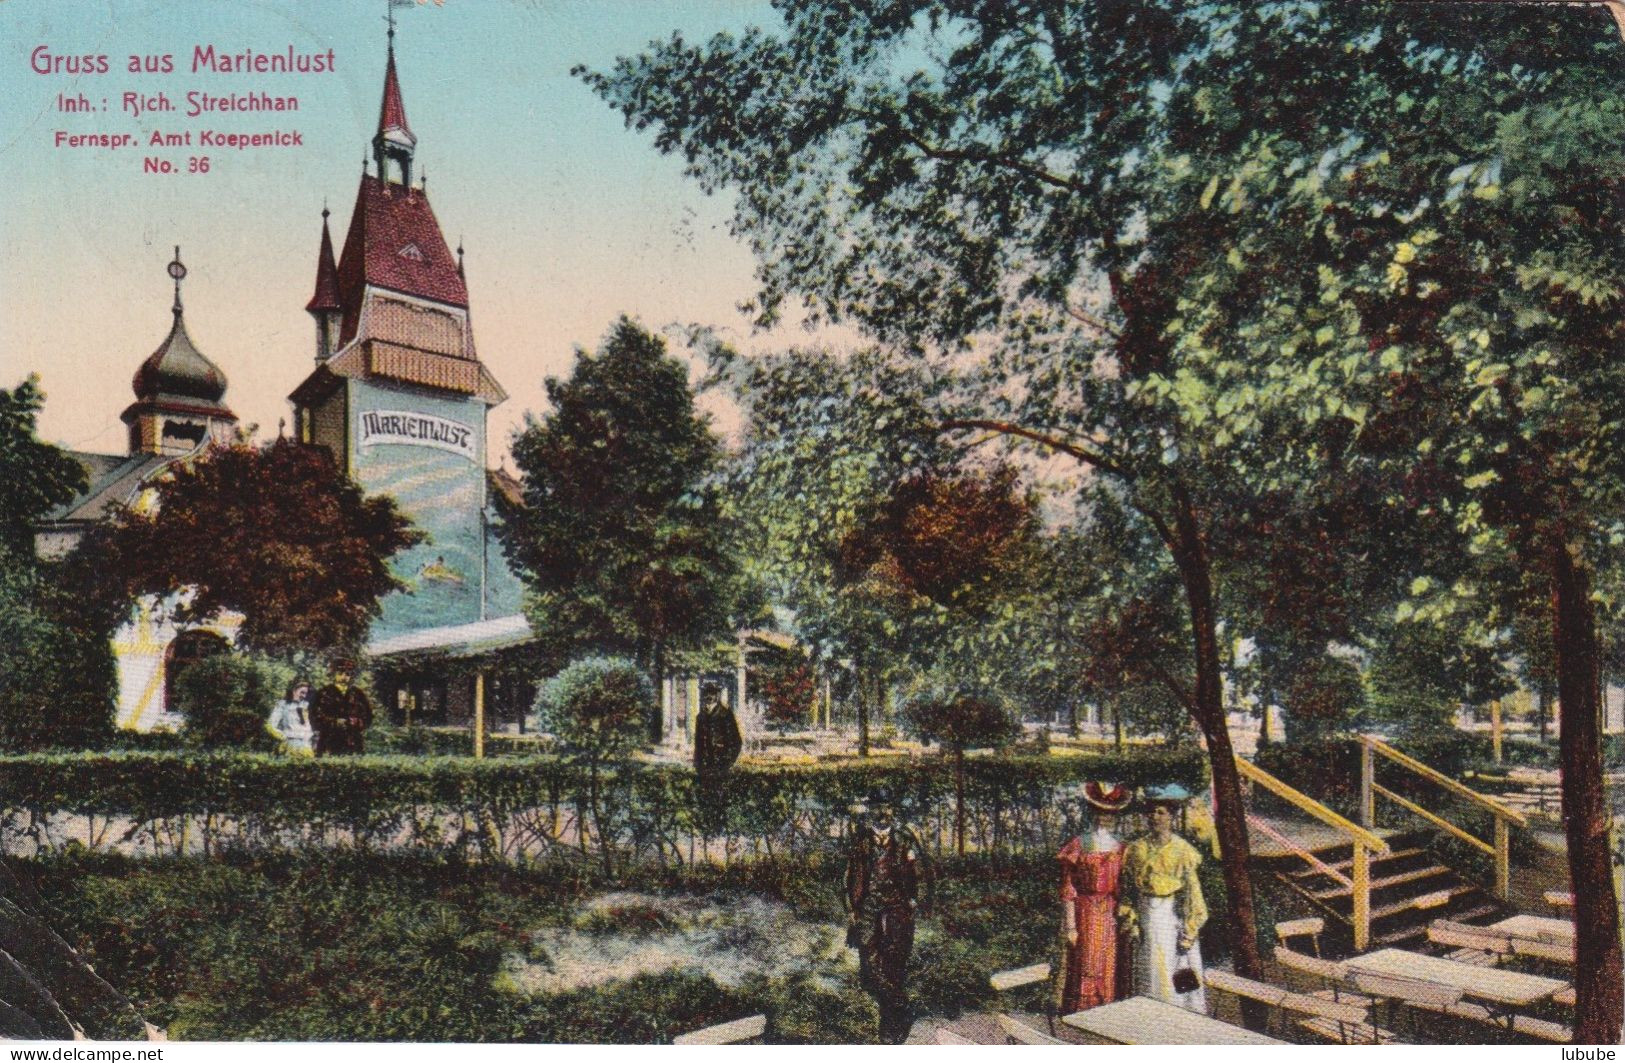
[1446, 903, 1503, 925]
[1371, 884, 1473, 920]
[1305, 864, 1452, 900]
[1289, 848, 1428, 878]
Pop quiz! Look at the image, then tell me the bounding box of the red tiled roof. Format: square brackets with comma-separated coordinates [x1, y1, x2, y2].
[378, 47, 413, 141]
[335, 175, 468, 342]
[305, 212, 341, 313]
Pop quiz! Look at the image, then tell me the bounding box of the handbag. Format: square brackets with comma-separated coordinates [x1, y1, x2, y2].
[1171, 946, 1201, 994]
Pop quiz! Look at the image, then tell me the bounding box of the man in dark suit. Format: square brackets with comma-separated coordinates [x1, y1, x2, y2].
[693, 681, 742, 812]
[845, 790, 932, 1043]
[309, 658, 374, 756]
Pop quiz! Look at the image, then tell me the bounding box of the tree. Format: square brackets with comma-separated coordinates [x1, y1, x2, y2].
[1139, 3, 1625, 1037]
[0, 564, 115, 751]
[584, 7, 1624, 1019]
[534, 657, 651, 874]
[98, 439, 420, 656]
[582, 5, 1306, 995]
[0, 376, 87, 559]
[498, 318, 739, 740]
[901, 689, 1020, 856]
[0, 375, 113, 750]
[753, 642, 819, 730]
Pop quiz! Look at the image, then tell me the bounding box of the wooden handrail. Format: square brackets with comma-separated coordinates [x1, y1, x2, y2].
[1358, 736, 1528, 827]
[1374, 783, 1495, 855]
[1248, 812, 1353, 888]
[1236, 756, 1390, 853]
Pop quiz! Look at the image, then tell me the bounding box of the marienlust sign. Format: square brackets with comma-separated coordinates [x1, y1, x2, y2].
[358, 410, 476, 461]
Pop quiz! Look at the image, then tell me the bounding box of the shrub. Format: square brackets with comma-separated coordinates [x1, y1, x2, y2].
[170, 654, 282, 751]
[536, 657, 653, 874]
[0, 747, 1208, 867]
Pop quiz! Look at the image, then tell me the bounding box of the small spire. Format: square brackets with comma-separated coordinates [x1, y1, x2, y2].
[386, 0, 397, 44]
[306, 208, 342, 315]
[167, 246, 187, 317]
[456, 238, 465, 279]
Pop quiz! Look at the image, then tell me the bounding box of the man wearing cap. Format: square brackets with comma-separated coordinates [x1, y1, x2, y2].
[844, 792, 930, 1043]
[1118, 784, 1207, 1012]
[1055, 782, 1130, 1014]
[309, 659, 374, 756]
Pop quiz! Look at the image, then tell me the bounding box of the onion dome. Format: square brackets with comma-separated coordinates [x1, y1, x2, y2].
[131, 248, 228, 404]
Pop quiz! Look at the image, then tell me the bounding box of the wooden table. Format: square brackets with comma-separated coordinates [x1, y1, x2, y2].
[1061, 996, 1287, 1045]
[1347, 948, 1566, 1008]
[1490, 915, 1573, 943]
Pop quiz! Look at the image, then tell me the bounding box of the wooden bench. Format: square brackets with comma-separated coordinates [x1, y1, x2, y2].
[1407, 998, 1572, 1043]
[1428, 918, 1512, 967]
[989, 962, 1051, 992]
[1508, 936, 1572, 966]
[672, 1014, 767, 1045]
[1275, 916, 1326, 957]
[997, 1013, 1066, 1045]
[1272, 947, 1374, 1008]
[1205, 968, 1375, 1044]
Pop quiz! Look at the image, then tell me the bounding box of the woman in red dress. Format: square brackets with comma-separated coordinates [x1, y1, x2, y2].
[1055, 782, 1131, 1014]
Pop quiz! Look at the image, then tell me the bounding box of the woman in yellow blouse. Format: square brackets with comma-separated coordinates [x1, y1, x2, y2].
[1118, 788, 1207, 1012]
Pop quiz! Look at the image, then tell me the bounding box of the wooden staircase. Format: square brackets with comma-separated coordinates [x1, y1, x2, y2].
[1256, 827, 1509, 951]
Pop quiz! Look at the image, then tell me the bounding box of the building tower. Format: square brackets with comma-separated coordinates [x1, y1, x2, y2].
[122, 248, 237, 456]
[289, 26, 514, 643]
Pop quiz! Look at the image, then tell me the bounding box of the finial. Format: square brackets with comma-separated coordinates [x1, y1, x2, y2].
[420, 167, 426, 193]
[166, 245, 187, 316]
[322, 198, 330, 221]
[457, 238, 465, 277]
[386, 0, 397, 43]
[278, 417, 287, 439]
[362, 153, 369, 176]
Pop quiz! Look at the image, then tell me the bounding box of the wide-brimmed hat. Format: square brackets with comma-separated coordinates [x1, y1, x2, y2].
[1082, 781, 1132, 813]
[1142, 783, 1192, 807]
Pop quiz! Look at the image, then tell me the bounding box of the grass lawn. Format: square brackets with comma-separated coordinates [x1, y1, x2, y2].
[21, 848, 1062, 1043]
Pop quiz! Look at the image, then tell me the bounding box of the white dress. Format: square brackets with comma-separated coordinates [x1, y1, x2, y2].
[268, 699, 314, 753]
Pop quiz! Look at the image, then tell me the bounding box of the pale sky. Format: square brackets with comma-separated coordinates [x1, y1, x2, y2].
[0, 0, 816, 465]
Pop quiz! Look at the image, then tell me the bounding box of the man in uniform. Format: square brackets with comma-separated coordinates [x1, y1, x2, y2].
[844, 790, 932, 1043]
[309, 658, 374, 756]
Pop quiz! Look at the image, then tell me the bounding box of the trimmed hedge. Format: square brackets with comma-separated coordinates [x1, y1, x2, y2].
[367, 727, 551, 758]
[0, 748, 1205, 869]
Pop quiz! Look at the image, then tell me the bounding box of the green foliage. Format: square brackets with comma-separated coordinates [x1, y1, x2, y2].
[1282, 654, 1365, 741]
[536, 657, 651, 766]
[26, 849, 1073, 1043]
[0, 563, 115, 752]
[99, 439, 421, 655]
[1366, 624, 1509, 736]
[0, 375, 87, 559]
[497, 318, 741, 696]
[170, 654, 283, 751]
[367, 727, 549, 758]
[900, 690, 1020, 753]
[0, 747, 1206, 865]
